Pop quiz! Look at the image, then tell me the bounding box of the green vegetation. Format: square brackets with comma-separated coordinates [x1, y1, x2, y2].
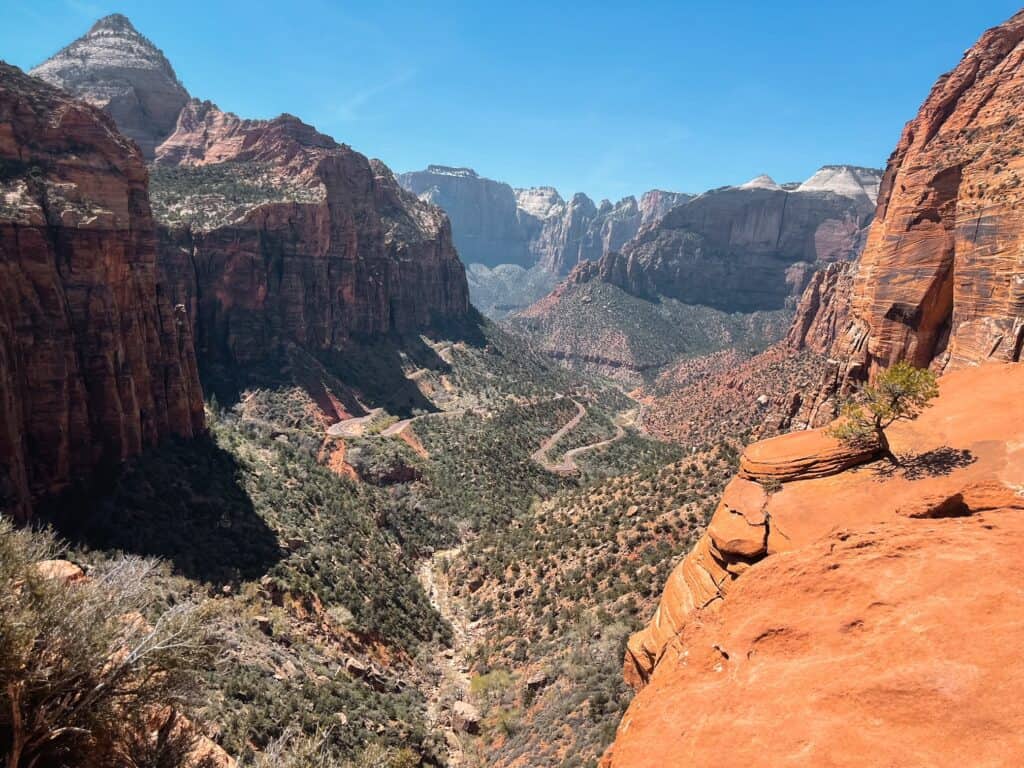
[16, 314, 718, 767]
[509, 280, 792, 380]
[0, 521, 217, 768]
[150, 161, 323, 230]
[828, 361, 939, 462]
[449, 440, 741, 766]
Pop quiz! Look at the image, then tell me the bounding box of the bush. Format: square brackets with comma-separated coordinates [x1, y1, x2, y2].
[829, 361, 939, 462]
[0, 521, 216, 768]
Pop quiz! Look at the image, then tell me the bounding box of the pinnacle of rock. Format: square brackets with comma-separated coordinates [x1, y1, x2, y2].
[30, 14, 189, 158]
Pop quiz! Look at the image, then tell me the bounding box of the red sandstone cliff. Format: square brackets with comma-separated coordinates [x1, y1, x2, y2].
[795, 10, 1024, 391]
[151, 100, 470, 383]
[0, 63, 203, 520]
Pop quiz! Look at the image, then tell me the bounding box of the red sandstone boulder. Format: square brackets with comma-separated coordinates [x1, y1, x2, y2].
[738, 426, 880, 482]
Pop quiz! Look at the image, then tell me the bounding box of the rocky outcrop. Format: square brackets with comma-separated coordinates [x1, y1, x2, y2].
[575, 167, 881, 313]
[608, 362, 1024, 766]
[784, 11, 1024, 425]
[786, 260, 855, 354]
[152, 101, 470, 381]
[29, 14, 189, 159]
[737, 426, 881, 482]
[0, 63, 203, 520]
[638, 189, 692, 226]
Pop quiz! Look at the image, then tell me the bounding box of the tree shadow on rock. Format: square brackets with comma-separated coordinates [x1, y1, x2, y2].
[873, 447, 977, 481]
[41, 434, 281, 584]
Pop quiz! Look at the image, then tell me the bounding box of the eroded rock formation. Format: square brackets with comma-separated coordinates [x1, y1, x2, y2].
[0, 62, 203, 519]
[396, 166, 533, 267]
[30, 14, 189, 159]
[805, 12, 1024, 391]
[152, 101, 470, 382]
[608, 363, 1024, 766]
[398, 165, 693, 276]
[574, 167, 881, 313]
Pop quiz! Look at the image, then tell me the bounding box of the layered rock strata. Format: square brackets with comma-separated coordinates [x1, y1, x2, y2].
[0, 62, 203, 519]
[152, 101, 470, 378]
[799, 11, 1024, 396]
[30, 14, 189, 159]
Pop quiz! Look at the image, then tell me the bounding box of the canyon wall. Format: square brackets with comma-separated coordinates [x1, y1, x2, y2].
[398, 165, 692, 274]
[397, 166, 534, 267]
[785, 12, 1024, 424]
[153, 101, 470, 380]
[797, 12, 1024, 386]
[574, 169, 880, 313]
[0, 62, 203, 519]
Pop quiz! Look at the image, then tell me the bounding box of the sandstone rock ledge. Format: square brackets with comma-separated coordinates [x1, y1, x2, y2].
[609, 363, 1024, 766]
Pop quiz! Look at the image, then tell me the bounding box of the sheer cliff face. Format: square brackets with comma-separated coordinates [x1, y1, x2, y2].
[397, 166, 533, 267]
[0, 63, 203, 520]
[398, 167, 694, 275]
[29, 14, 189, 159]
[153, 102, 470, 375]
[785, 11, 1024, 424]
[819, 12, 1024, 384]
[578, 173, 879, 312]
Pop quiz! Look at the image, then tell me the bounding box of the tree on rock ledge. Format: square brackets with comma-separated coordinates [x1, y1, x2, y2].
[828, 361, 939, 465]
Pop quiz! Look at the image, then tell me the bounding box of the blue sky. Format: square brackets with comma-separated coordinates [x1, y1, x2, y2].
[3, 0, 1021, 200]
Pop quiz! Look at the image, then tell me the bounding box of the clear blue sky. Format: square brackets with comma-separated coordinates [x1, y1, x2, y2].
[3, 0, 1021, 201]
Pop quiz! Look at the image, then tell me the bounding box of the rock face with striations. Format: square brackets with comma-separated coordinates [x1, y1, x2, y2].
[0, 63, 203, 520]
[828, 13, 1024, 380]
[152, 101, 470, 381]
[572, 166, 881, 313]
[788, 11, 1024, 425]
[30, 14, 189, 159]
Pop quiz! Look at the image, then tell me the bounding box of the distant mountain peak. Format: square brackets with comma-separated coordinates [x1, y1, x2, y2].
[797, 165, 883, 202]
[89, 13, 138, 34]
[30, 14, 188, 158]
[738, 174, 782, 191]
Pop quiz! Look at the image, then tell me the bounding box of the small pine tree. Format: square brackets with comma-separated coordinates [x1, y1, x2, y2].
[827, 361, 939, 464]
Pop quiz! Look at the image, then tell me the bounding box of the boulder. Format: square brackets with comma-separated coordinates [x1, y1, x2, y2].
[452, 701, 481, 734]
[738, 427, 880, 482]
[34, 560, 86, 585]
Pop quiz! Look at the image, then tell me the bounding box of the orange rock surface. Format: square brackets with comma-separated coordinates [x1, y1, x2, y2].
[738, 427, 879, 482]
[611, 363, 1024, 764]
[819, 12, 1024, 389]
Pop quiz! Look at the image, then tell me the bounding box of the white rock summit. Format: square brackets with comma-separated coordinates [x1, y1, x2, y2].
[30, 13, 189, 158]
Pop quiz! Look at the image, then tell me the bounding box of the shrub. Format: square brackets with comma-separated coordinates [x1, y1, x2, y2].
[0, 521, 216, 768]
[828, 361, 939, 462]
